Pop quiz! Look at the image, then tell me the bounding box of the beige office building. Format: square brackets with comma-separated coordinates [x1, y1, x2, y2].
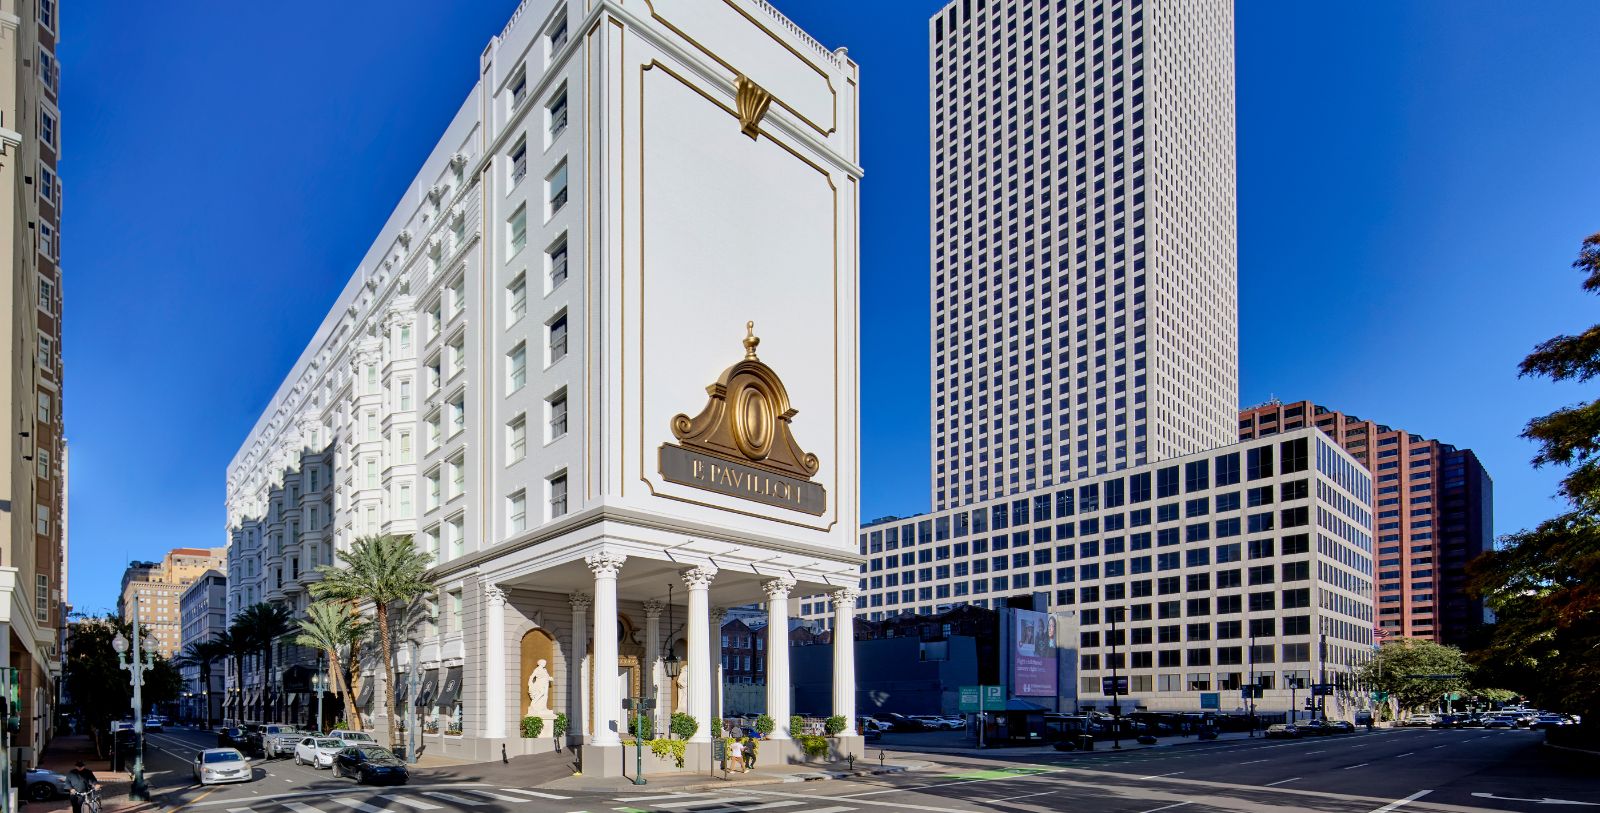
[118, 548, 227, 659]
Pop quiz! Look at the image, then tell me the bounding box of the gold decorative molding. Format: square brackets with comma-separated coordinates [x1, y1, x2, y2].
[735, 75, 773, 140]
[672, 322, 819, 478]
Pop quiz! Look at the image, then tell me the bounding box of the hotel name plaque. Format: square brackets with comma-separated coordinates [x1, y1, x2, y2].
[659, 322, 827, 516]
[660, 446, 826, 515]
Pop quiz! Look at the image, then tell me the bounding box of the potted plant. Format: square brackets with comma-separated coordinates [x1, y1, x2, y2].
[754, 714, 774, 739]
[553, 712, 569, 751]
[824, 715, 847, 736]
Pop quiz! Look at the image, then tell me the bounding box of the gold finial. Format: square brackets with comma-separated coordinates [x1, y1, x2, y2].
[743, 321, 760, 359]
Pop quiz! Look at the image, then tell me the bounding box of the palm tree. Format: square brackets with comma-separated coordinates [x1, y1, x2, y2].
[311, 534, 435, 751]
[175, 639, 225, 728]
[213, 628, 252, 723]
[235, 603, 295, 723]
[294, 601, 370, 731]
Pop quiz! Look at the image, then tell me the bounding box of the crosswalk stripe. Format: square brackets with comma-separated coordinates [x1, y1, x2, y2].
[652, 798, 758, 809]
[500, 789, 571, 800]
[227, 808, 255, 813]
[284, 803, 323, 813]
[331, 798, 397, 813]
[691, 803, 805, 813]
[383, 797, 442, 811]
[423, 792, 487, 807]
[803, 807, 857, 813]
[464, 792, 529, 803]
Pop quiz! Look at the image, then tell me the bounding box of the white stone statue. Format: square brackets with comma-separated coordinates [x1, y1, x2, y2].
[674, 665, 689, 714]
[527, 658, 553, 717]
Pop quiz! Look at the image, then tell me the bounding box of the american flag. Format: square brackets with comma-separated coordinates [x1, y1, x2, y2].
[1374, 626, 1392, 642]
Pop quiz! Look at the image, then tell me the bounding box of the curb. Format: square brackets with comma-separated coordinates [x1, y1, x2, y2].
[1542, 741, 1600, 759]
[560, 762, 926, 794]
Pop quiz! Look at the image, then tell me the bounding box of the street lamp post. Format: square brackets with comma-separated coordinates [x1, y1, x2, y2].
[312, 672, 327, 734]
[112, 597, 157, 802]
[623, 697, 654, 785]
[405, 644, 421, 764]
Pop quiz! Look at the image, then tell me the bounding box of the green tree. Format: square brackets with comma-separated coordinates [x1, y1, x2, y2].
[235, 602, 295, 723]
[310, 534, 436, 751]
[294, 601, 371, 731]
[1357, 638, 1472, 714]
[64, 618, 132, 754]
[174, 638, 226, 728]
[1467, 231, 1600, 724]
[213, 628, 252, 722]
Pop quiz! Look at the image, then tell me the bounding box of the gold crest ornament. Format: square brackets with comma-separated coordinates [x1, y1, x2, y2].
[659, 322, 825, 515]
[735, 75, 773, 140]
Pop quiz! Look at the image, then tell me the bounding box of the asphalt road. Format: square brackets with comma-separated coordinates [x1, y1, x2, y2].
[139, 725, 1597, 813]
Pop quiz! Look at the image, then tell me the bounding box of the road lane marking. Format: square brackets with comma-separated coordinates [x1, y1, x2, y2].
[332, 799, 399, 813]
[502, 790, 571, 800]
[990, 791, 1057, 803]
[1368, 790, 1432, 812]
[1139, 771, 1182, 780]
[1431, 745, 1447, 749]
[284, 803, 324, 813]
[227, 808, 254, 813]
[1395, 752, 1414, 758]
[652, 797, 761, 808]
[740, 788, 980, 813]
[1137, 804, 1192, 813]
[1343, 763, 1370, 770]
[695, 803, 804, 813]
[1303, 751, 1324, 755]
[423, 792, 487, 806]
[614, 796, 700, 802]
[464, 791, 532, 803]
[1239, 759, 1268, 765]
[384, 798, 443, 811]
[1264, 777, 1301, 786]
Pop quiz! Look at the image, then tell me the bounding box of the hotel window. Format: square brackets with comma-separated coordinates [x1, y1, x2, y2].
[547, 87, 568, 143]
[509, 68, 528, 110]
[446, 515, 465, 559]
[509, 204, 528, 256]
[35, 575, 48, 622]
[38, 164, 56, 205]
[508, 489, 527, 533]
[35, 504, 48, 536]
[39, 222, 55, 258]
[448, 392, 465, 435]
[398, 324, 412, 354]
[448, 589, 463, 633]
[398, 378, 413, 411]
[425, 469, 441, 511]
[37, 335, 52, 369]
[447, 333, 466, 378]
[397, 483, 413, 516]
[38, 109, 55, 149]
[448, 454, 465, 499]
[37, 48, 55, 92]
[548, 313, 568, 364]
[508, 273, 527, 322]
[549, 471, 569, 518]
[547, 15, 568, 55]
[38, 278, 53, 311]
[548, 235, 568, 290]
[38, 0, 54, 29]
[510, 137, 528, 185]
[448, 276, 466, 317]
[36, 392, 50, 424]
[507, 414, 527, 462]
[365, 411, 378, 441]
[507, 343, 527, 392]
[547, 390, 568, 440]
[425, 413, 441, 452]
[36, 449, 49, 480]
[547, 162, 568, 216]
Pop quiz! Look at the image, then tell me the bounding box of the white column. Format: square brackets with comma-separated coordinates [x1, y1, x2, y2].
[643, 600, 664, 735]
[483, 582, 508, 739]
[763, 577, 795, 739]
[682, 566, 716, 742]
[710, 607, 728, 729]
[568, 592, 591, 741]
[832, 588, 859, 735]
[586, 552, 626, 746]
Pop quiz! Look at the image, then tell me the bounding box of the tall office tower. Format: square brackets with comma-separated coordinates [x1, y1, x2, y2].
[118, 547, 228, 658]
[928, 0, 1238, 511]
[1239, 401, 1494, 646]
[0, 0, 63, 766]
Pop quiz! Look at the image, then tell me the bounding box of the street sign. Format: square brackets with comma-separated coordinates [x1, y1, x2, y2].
[1311, 683, 1334, 697]
[1200, 692, 1220, 710]
[1371, 691, 1389, 702]
[711, 738, 726, 763]
[1101, 676, 1129, 696]
[958, 685, 1004, 712]
[1241, 684, 1263, 699]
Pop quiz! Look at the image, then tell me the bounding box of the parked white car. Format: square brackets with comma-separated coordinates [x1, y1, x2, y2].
[325, 730, 378, 746]
[294, 736, 345, 769]
[194, 748, 252, 786]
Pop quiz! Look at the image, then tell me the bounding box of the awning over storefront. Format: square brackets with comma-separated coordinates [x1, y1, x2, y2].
[416, 670, 439, 708]
[434, 667, 463, 711]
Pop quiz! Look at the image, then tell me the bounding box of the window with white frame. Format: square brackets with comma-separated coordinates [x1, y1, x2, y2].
[509, 204, 528, 256]
[446, 333, 465, 378]
[365, 411, 378, 441]
[37, 48, 55, 92]
[548, 235, 568, 290]
[507, 414, 527, 463]
[508, 273, 527, 323]
[448, 590, 463, 633]
[37, 334, 52, 370]
[366, 363, 378, 394]
[397, 483, 413, 517]
[38, 222, 55, 259]
[398, 324, 412, 354]
[548, 472, 568, 518]
[448, 392, 465, 436]
[398, 378, 413, 411]
[447, 515, 465, 559]
[425, 355, 441, 394]
[425, 469, 441, 511]
[365, 457, 379, 488]
[38, 164, 56, 206]
[37, 392, 50, 424]
[507, 343, 527, 392]
[422, 527, 440, 561]
[398, 429, 413, 464]
[510, 138, 528, 185]
[37, 278, 53, 311]
[509, 68, 528, 110]
[448, 276, 466, 317]
[448, 453, 465, 499]
[547, 87, 568, 143]
[548, 15, 568, 55]
[35, 504, 49, 536]
[508, 490, 527, 533]
[547, 162, 568, 216]
[547, 390, 568, 440]
[35, 574, 48, 623]
[36, 448, 50, 480]
[426, 412, 441, 452]
[38, 109, 55, 149]
[548, 312, 568, 365]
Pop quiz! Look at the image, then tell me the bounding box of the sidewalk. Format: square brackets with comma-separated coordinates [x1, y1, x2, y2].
[875, 730, 1265, 758]
[540, 756, 932, 794]
[29, 734, 158, 813]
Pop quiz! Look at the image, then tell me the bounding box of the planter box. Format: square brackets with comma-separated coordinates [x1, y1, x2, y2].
[521, 737, 561, 756]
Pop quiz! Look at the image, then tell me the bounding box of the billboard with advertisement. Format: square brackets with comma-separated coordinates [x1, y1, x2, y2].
[1011, 608, 1057, 696]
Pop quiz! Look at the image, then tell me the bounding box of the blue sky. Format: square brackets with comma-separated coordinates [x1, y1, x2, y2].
[60, 1, 1600, 613]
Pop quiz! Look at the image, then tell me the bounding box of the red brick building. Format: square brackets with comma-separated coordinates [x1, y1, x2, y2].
[1238, 401, 1492, 645]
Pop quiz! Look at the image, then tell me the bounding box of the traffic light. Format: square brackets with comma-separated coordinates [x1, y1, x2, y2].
[1305, 698, 1315, 710]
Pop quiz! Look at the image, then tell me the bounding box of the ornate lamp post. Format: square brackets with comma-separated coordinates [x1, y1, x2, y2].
[312, 672, 327, 734]
[112, 598, 157, 802]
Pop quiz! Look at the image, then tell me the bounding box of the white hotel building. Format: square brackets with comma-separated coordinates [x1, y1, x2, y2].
[225, 0, 863, 774]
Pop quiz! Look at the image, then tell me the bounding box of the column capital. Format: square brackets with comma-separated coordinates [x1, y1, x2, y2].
[710, 606, 729, 623]
[762, 577, 796, 600]
[483, 582, 508, 607]
[681, 566, 717, 590]
[830, 587, 860, 607]
[642, 600, 665, 619]
[584, 551, 627, 579]
[569, 592, 592, 612]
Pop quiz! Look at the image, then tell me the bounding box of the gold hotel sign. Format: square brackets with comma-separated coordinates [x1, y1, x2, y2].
[659, 323, 826, 516]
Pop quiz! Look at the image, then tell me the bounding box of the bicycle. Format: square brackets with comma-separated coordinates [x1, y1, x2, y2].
[70, 786, 103, 813]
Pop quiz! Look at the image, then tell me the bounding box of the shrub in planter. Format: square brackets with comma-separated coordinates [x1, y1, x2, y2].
[796, 734, 829, 758]
[446, 724, 463, 736]
[553, 713, 569, 738]
[824, 715, 847, 736]
[649, 738, 688, 768]
[629, 713, 654, 739]
[670, 712, 699, 740]
[790, 715, 806, 736]
[754, 714, 775, 737]
[521, 716, 545, 739]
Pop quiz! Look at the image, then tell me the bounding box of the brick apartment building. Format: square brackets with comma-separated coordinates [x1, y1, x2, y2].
[1238, 401, 1492, 645]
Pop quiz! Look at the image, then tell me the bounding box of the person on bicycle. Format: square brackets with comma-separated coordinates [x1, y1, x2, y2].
[66, 761, 99, 813]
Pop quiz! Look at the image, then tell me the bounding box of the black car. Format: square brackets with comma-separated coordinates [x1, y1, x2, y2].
[332, 745, 409, 785]
[217, 727, 251, 750]
[1300, 720, 1333, 736]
